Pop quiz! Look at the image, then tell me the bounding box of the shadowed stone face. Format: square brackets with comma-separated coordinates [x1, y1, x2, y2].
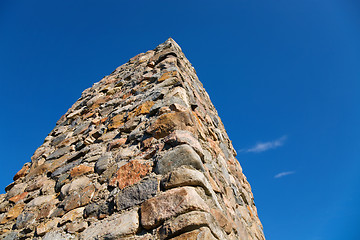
[0, 38, 264, 240]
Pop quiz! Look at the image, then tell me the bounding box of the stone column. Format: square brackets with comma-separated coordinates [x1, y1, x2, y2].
[0, 38, 265, 240]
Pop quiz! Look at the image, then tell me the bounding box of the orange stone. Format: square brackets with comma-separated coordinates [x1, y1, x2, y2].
[13, 164, 29, 181]
[147, 111, 196, 139]
[158, 71, 178, 82]
[109, 160, 153, 189]
[210, 208, 232, 234]
[142, 137, 155, 149]
[128, 101, 154, 119]
[107, 113, 125, 130]
[122, 92, 132, 100]
[82, 110, 96, 120]
[63, 185, 95, 212]
[26, 163, 50, 180]
[90, 96, 109, 110]
[0, 203, 25, 224]
[107, 138, 127, 151]
[8, 192, 28, 204]
[247, 205, 254, 218]
[207, 138, 222, 158]
[70, 165, 94, 178]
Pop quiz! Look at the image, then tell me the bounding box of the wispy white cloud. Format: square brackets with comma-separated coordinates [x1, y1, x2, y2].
[240, 135, 287, 153]
[274, 171, 295, 179]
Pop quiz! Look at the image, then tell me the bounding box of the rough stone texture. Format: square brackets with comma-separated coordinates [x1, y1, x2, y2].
[171, 227, 217, 240]
[141, 187, 209, 229]
[109, 159, 153, 189]
[157, 211, 226, 240]
[0, 38, 264, 240]
[116, 178, 158, 210]
[80, 210, 139, 239]
[155, 144, 204, 175]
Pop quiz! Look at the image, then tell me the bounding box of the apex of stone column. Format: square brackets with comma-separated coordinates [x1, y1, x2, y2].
[0, 39, 265, 240]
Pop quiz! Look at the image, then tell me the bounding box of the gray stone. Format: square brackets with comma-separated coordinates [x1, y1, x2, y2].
[27, 195, 56, 207]
[128, 122, 147, 141]
[42, 230, 75, 240]
[60, 176, 91, 197]
[55, 173, 70, 192]
[231, 183, 245, 206]
[155, 145, 204, 175]
[51, 133, 68, 147]
[51, 126, 68, 136]
[51, 159, 82, 178]
[2, 231, 18, 240]
[74, 122, 90, 135]
[149, 96, 187, 115]
[95, 154, 111, 174]
[116, 178, 158, 210]
[80, 210, 139, 240]
[75, 140, 85, 151]
[14, 211, 36, 229]
[6, 183, 26, 199]
[82, 144, 104, 161]
[47, 146, 73, 160]
[84, 201, 114, 219]
[142, 89, 163, 102]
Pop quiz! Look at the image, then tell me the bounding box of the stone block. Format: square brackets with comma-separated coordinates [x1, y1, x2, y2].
[128, 101, 155, 119]
[155, 145, 204, 175]
[51, 159, 82, 179]
[165, 130, 204, 159]
[14, 211, 35, 229]
[0, 203, 25, 224]
[147, 111, 196, 139]
[162, 167, 211, 195]
[8, 192, 28, 204]
[62, 185, 95, 212]
[36, 218, 60, 236]
[107, 113, 125, 130]
[210, 208, 232, 234]
[140, 187, 209, 229]
[42, 230, 75, 240]
[170, 227, 216, 240]
[47, 146, 74, 160]
[60, 207, 85, 225]
[109, 159, 153, 189]
[27, 195, 56, 207]
[2, 231, 19, 240]
[66, 221, 88, 233]
[69, 164, 94, 178]
[158, 71, 178, 82]
[84, 201, 113, 219]
[37, 203, 57, 220]
[158, 211, 225, 240]
[116, 178, 158, 210]
[13, 164, 29, 181]
[80, 210, 139, 240]
[6, 183, 26, 199]
[94, 154, 112, 174]
[107, 137, 126, 151]
[60, 176, 91, 197]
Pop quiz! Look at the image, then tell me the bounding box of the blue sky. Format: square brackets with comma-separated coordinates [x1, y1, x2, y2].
[1, 0, 359, 239]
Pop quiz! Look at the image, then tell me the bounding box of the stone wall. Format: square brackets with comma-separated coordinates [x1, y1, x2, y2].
[0, 38, 265, 240]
